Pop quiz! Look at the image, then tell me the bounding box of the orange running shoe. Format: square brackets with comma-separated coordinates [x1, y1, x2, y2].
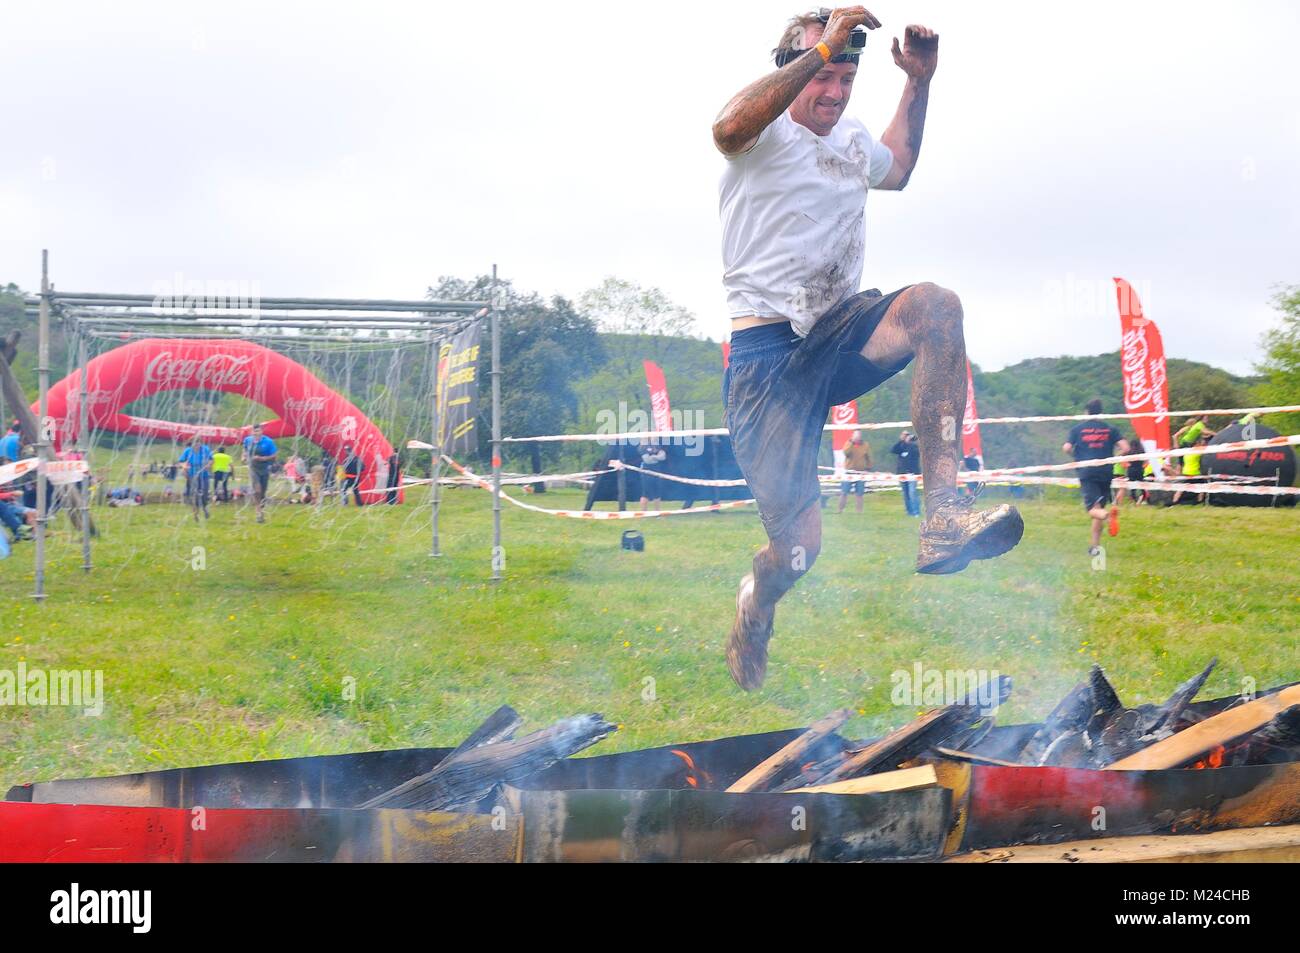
[1108, 505, 1119, 537]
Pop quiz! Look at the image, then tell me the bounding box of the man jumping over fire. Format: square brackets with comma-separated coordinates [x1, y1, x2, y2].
[715, 7, 1024, 690]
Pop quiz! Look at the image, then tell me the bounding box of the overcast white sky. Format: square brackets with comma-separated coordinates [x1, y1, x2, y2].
[2, 0, 1297, 373]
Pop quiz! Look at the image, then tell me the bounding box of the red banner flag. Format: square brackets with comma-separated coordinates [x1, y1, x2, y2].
[643, 360, 673, 434]
[962, 359, 983, 464]
[721, 341, 731, 369]
[830, 400, 858, 453]
[1114, 277, 1171, 472]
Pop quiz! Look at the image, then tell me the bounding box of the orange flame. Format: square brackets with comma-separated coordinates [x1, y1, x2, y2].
[1192, 745, 1226, 770]
[670, 749, 712, 789]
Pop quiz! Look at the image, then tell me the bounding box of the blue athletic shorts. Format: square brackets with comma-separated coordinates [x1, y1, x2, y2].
[723, 287, 912, 542]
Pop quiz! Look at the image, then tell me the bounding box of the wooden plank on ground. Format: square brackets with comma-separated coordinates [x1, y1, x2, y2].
[945, 824, 1300, 864]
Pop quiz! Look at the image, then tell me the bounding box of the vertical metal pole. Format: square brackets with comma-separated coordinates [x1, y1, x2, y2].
[78, 330, 92, 571]
[32, 250, 49, 601]
[490, 265, 502, 583]
[430, 336, 443, 556]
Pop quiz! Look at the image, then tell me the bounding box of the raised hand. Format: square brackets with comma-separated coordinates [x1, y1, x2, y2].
[820, 6, 881, 56]
[890, 24, 939, 81]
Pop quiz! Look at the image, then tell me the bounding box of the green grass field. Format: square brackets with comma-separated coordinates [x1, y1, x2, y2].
[2, 475, 1297, 791]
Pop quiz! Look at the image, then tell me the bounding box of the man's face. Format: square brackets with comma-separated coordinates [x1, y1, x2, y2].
[788, 23, 858, 136]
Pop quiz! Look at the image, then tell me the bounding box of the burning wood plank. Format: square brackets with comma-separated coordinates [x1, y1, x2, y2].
[1105, 685, 1300, 771]
[777, 677, 1010, 789]
[1016, 661, 1221, 769]
[1019, 664, 1123, 766]
[1141, 658, 1217, 735]
[725, 709, 852, 794]
[787, 765, 938, 796]
[929, 746, 1022, 768]
[359, 713, 616, 810]
[1251, 705, 1300, 751]
[807, 705, 978, 785]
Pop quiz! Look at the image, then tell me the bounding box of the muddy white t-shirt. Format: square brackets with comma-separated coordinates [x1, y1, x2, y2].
[719, 111, 894, 336]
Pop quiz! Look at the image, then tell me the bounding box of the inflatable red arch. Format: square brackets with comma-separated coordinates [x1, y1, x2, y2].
[37, 338, 400, 503]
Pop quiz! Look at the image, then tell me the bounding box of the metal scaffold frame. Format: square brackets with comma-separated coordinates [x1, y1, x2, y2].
[14, 250, 504, 601]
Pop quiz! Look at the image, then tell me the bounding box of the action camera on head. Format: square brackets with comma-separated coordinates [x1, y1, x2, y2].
[774, 9, 868, 67]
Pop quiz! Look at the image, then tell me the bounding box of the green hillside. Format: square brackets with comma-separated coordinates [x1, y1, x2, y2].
[565, 337, 1265, 472]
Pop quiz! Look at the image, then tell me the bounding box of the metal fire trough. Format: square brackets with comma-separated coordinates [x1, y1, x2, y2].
[4, 688, 1298, 862]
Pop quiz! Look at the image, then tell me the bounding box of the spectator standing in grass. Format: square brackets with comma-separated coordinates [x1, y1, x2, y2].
[1123, 443, 1147, 504]
[340, 442, 364, 506]
[638, 443, 668, 510]
[890, 430, 922, 517]
[0, 421, 20, 463]
[1174, 415, 1215, 449]
[838, 430, 872, 513]
[212, 447, 234, 502]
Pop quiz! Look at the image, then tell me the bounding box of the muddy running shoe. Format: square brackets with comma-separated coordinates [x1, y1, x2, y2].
[916, 499, 1024, 574]
[1108, 505, 1119, 537]
[726, 573, 775, 692]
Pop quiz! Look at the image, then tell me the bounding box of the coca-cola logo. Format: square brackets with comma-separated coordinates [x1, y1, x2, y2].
[284, 396, 327, 413]
[649, 390, 672, 432]
[144, 352, 253, 389]
[1121, 328, 1153, 411]
[831, 403, 856, 425]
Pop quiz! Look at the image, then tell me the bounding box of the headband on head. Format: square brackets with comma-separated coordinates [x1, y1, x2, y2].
[774, 46, 860, 68]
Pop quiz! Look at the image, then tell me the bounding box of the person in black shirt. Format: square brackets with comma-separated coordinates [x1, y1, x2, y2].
[961, 450, 981, 498]
[340, 443, 364, 506]
[1063, 399, 1130, 556]
[1123, 440, 1147, 505]
[890, 430, 922, 517]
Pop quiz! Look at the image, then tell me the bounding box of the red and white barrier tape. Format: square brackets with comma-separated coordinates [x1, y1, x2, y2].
[497, 405, 1300, 444]
[610, 459, 745, 488]
[440, 456, 755, 519]
[821, 472, 1300, 497]
[408, 437, 1299, 506]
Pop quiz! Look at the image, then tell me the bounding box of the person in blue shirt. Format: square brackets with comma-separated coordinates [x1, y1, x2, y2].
[242, 423, 277, 523]
[0, 422, 22, 463]
[179, 436, 214, 520]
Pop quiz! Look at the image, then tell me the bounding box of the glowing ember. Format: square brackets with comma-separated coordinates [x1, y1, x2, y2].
[1192, 745, 1226, 770]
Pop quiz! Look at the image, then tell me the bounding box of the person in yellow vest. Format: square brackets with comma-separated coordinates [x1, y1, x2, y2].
[1172, 434, 1210, 505]
[838, 431, 872, 513]
[211, 448, 234, 502]
[1174, 415, 1216, 448]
